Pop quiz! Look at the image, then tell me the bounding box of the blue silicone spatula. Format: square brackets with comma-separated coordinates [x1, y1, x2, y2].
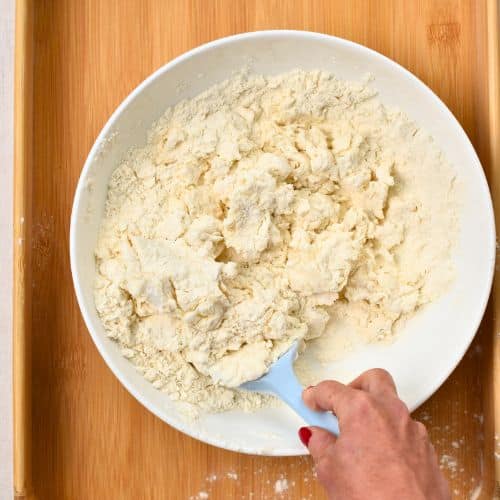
[240, 341, 339, 436]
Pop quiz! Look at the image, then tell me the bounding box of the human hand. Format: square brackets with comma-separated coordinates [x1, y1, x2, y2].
[299, 369, 450, 500]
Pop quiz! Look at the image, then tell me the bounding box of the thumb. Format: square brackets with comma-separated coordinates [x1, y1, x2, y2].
[298, 426, 337, 459]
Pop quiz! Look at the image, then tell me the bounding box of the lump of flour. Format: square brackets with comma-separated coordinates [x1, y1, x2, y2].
[94, 70, 458, 413]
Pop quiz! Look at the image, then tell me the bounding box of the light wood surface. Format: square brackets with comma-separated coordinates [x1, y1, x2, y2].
[487, 0, 500, 488]
[13, 0, 32, 497]
[14, 1, 499, 498]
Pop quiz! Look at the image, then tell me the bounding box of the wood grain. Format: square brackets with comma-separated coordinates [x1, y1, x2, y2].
[13, 0, 33, 497]
[14, 1, 498, 498]
[486, 0, 500, 489]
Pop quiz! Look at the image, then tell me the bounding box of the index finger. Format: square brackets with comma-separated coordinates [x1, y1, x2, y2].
[302, 380, 355, 422]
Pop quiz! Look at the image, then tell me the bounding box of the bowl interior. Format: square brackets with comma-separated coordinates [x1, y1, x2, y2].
[70, 31, 495, 455]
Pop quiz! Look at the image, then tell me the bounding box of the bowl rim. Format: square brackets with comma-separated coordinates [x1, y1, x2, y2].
[70, 29, 496, 456]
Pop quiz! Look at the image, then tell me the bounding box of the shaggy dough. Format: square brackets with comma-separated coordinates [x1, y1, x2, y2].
[94, 70, 458, 413]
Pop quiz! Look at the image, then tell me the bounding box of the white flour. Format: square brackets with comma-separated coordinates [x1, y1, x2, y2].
[94, 70, 458, 413]
[274, 478, 289, 494]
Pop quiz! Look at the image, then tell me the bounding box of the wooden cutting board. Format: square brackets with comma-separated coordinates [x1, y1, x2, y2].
[14, 0, 500, 498]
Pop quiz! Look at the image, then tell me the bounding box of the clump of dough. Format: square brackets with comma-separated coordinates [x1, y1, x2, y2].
[94, 70, 457, 412]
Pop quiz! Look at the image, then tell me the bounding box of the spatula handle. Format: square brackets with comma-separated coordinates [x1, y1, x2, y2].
[241, 342, 340, 437]
[258, 343, 340, 436]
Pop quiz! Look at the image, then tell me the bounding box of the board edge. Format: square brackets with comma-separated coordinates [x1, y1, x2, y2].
[13, 0, 33, 498]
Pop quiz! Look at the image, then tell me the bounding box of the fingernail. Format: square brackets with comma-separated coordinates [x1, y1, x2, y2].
[298, 427, 312, 446]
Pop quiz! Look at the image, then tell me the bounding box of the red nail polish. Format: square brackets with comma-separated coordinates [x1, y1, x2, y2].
[298, 427, 312, 446]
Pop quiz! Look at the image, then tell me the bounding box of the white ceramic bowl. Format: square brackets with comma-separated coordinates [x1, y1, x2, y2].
[70, 30, 495, 456]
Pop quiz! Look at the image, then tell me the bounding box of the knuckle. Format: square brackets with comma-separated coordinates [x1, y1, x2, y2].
[414, 421, 429, 438]
[351, 391, 374, 413]
[367, 368, 393, 384]
[388, 398, 409, 418]
[316, 380, 341, 405]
